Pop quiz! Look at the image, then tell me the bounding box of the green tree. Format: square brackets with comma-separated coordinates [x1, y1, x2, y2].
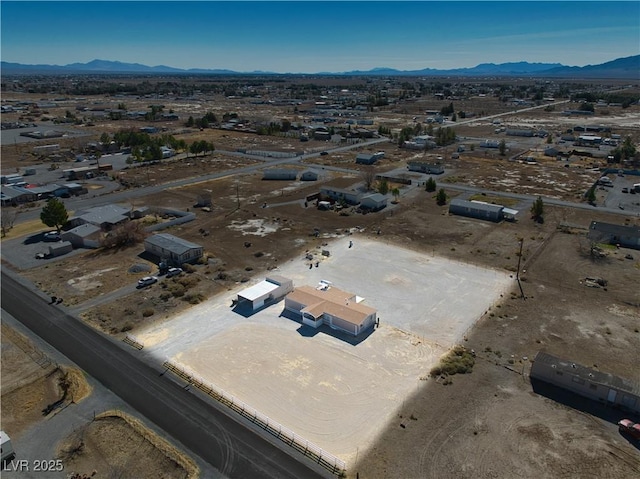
[377, 178, 389, 195]
[586, 186, 596, 205]
[391, 187, 400, 203]
[425, 177, 437, 192]
[40, 198, 68, 233]
[499, 139, 506, 156]
[530, 196, 544, 223]
[436, 188, 447, 206]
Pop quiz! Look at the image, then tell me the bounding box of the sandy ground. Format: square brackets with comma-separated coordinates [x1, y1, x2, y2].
[137, 236, 513, 466]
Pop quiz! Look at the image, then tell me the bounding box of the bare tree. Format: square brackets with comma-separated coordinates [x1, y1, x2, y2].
[361, 165, 376, 191]
[1, 209, 19, 237]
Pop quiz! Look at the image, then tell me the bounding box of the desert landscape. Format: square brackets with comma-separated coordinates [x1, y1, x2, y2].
[2, 72, 639, 479]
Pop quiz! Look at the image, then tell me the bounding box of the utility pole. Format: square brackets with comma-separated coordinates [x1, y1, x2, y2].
[516, 238, 526, 300]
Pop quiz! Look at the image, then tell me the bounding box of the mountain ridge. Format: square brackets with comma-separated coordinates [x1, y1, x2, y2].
[1, 55, 638, 79]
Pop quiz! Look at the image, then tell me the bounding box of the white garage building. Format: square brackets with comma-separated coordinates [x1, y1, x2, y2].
[236, 275, 294, 311]
[285, 283, 377, 337]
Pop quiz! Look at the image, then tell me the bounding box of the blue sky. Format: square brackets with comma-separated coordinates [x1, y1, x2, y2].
[2, 1, 639, 72]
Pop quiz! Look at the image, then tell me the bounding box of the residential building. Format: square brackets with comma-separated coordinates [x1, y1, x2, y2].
[69, 204, 131, 230]
[530, 351, 640, 414]
[144, 233, 203, 265]
[360, 193, 388, 211]
[449, 199, 518, 222]
[407, 161, 444, 174]
[355, 152, 384, 165]
[587, 221, 640, 250]
[320, 186, 362, 205]
[262, 169, 298, 181]
[285, 283, 377, 337]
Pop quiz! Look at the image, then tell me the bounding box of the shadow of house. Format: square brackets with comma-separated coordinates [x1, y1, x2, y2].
[531, 378, 640, 425]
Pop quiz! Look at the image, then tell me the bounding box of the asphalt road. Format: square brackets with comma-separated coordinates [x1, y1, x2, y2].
[0, 269, 330, 479]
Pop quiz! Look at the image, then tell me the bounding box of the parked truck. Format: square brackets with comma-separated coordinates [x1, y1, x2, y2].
[1, 430, 15, 462]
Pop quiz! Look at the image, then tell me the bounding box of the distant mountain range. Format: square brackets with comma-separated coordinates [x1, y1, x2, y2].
[1, 55, 638, 79]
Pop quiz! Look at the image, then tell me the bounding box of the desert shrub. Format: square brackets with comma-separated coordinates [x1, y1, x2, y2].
[120, 323, 133, 332]
[430, 345, 475, 378]
[183, 293, 204, 304]
[181, 263, 197, 273]
[216, 271, 229, 280]
[159, 292, 172, 301]
[168, 283, 185, 298]
[254, 251, 264, 258]
[142, 308, 154, 317]
[177, 276, 198, 289]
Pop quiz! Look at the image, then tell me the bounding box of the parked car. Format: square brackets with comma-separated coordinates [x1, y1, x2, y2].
[166, 267, 183, 278]
[621, 187, 629, 193]
[320, 151, 328, 156]
[618, 419, 640, 439]
[34, 252, 48, 259]
[137, 276, 158, 288]
[43, 231, 61, 242]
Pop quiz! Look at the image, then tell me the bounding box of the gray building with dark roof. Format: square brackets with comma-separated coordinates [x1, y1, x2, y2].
[530, 351, 640, 414]
[144, 233, 203, 265]
[449, 199, 504, 222]
[587, 221, 640, 250]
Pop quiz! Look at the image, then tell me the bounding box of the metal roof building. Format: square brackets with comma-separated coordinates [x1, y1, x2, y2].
[144, 233, 203, 265]
[531, 351, 640, 414]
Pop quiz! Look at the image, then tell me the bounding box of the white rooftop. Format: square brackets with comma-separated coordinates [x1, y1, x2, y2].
[238, 280, 280, 302]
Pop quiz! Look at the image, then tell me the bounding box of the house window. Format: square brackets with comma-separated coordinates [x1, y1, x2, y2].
[555, 371, 563, 376]
[589, 384, 597, 390]
[572, 377, 584, 385]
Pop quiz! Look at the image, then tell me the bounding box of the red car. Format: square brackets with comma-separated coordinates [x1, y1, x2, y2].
[617, 419, 640, 439]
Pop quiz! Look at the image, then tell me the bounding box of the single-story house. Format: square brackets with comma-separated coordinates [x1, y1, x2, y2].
[284, 283, 377, 337]
[0, 185, 37, 206]
[355, 152, 384, 165]
[587, 221, 640, 250]
[300, 170, 319, 181]
[61, 223, 101, 248]
[144, 233, 203, 265]
[360, 193, 388, 211]
[530, 351, 640, 414]
[407, 161, 444, 174]
[449, 199, 518, 222]
[320, 186, 362, 205]
[69, 204, 131, 230]
[236, 275, 294, 311]
[262, 169, 298, 181]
